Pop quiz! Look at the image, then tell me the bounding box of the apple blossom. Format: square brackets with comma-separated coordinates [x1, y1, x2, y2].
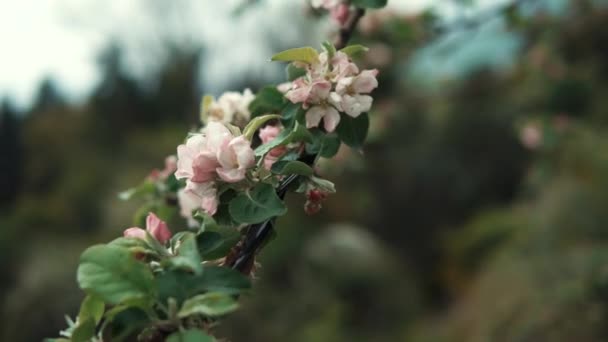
[311, 0, 351, 26]
[123, 212, 172, 244]
[205, 89, 255, 127]
[178, 181, 219, 225]
[175, 121, 255, 185]
[284, 48, 378, 132]
[146, 212, 172, 244]
[216, 136, 256, 183]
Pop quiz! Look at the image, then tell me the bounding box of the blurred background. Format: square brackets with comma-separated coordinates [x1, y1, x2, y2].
[2, 0, 608, 341]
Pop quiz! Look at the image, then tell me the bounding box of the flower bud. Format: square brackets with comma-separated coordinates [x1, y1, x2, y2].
[146, 212, 172, 244]
[123, 227, 147, 240]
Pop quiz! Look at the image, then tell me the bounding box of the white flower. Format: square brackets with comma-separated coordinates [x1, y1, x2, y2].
[178, 181, 218, 226]
[206, 89, 254, 126]
[306, 105, 341, 132]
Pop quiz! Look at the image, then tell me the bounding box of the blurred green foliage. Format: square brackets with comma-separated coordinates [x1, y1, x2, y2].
[2, 0, 608, 341]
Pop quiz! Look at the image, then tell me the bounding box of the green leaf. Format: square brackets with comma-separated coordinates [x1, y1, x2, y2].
[70, 318, 95, 342]
[108, 237, 158, 259]
[322, 41, 337, 59]
[101, 307, 150, 341]
[285, 64, 306, 81]
[336, 112, 369, 148]
[255, 121, 312, 156]
[178, 292, 239, 318]
[249, 86, 286, 118]
[242, 114, 281, 140]
[156, 267, 251, 304]
[307, 131, 341, 158]
[77, 245, 156, 305]
[197, 229, 240, 261]
[271, 47, 319, 64]
[167, 329, 214, 342]
[198, 266, 252, 294]
[166, 232, 202, 274]
[271, 160, 314, 176]
[339, 44, 369, 56]
[351, 0, 388, 9]
[229, 183, 287, 224]
[78, 295, 105, 325]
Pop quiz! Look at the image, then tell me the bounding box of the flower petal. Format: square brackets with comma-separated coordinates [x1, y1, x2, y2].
[323, 106, 341, 132]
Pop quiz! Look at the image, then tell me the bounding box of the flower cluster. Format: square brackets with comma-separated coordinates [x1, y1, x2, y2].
[175, 122, 255, 222]
[203, 89, 255, 127]
[311, 0, 351, 26]
[285, 51, 378, 132]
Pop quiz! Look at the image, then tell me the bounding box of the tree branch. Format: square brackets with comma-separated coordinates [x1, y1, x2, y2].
[228, 7, 366, 273]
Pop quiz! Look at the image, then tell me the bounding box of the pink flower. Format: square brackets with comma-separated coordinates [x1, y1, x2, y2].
[336, 69, 379, 94]
[159, 155, 178, 179]
[124, 227, 147, 240]
[520, 123, 542, 150]
[306, 105, 341, 132]
[146, 212, 172, 244]
[285, 78, 332, 108]
[175, 122, 254, 184]
[178, 181, 219, 226]
[216, 136, 255, 183]
[259, 125, 288, 169]
[330, 3, 351, 26]
[330, 52, 359, 81]
[123, 212, 172, 244]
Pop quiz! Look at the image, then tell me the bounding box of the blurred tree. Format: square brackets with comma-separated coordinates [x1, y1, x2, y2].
[0, 99, 23, 208]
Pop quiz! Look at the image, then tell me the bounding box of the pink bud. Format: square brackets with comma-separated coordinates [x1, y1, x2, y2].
[330, 3, 351, 26]
[146, 212, 172, 244]
[124, 227, 147, 240]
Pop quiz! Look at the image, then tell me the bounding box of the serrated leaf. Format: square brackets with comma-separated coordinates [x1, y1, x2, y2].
[351, 0, 388, 9]
[229, 183, 287, 224]
[78, 295, 105, 325]
[242, 114, 281, 140]
[167, 329, 214, 342]
[271, 160, 314, 176]
[77, 245, 156, 305]
[178, 292, 239, 318]
[336, 112, 369, 148]
[339, 44, 369, 56]
[271, 47, 319, 64]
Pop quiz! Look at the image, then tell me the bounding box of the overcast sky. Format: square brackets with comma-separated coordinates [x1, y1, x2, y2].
[0, 0, 508, 108]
